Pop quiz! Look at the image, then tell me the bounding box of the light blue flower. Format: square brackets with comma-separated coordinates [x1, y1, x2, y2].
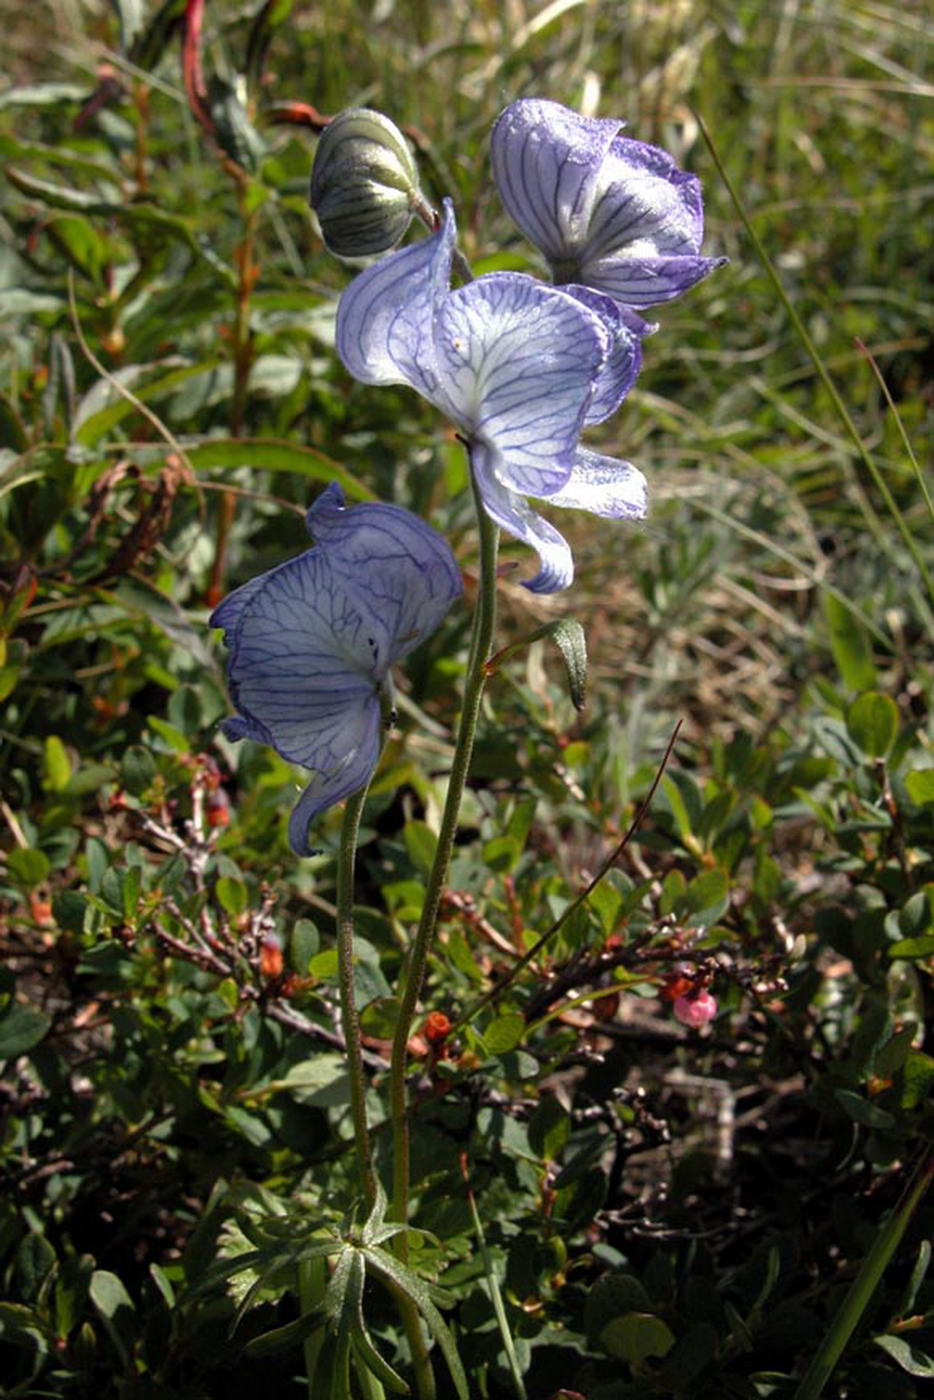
[336, 200, 648, 593]
[210, 483, 462, 854]
[490, 98, 725, 310]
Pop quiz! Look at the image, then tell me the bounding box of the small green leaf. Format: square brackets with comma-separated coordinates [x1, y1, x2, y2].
[680, 868, 730, 928]
[120, 745, 157, 796]
[483, 1012, 525, 1055]
[216, 877, 248, 918]
[887, 935, 934, 960]
[600, 1312, 675, 1364]
[528, 1095, 570, 1161]
[359, 997, 401, 1039]
[309, 948, 339, 982]
[549, 618, 588, 710]
[289, 918, 319, 972]
[15, 1232, 57, 1302]
[873, 1334, 934, 1378]
[847, 691, 899, 758]
[900, 1051, 934, 1109]
[485, 617, 587, 708]
[403, 820, 437, 876]
[905, 769, 934, 806]
[7, 847, 50, 888]
[42, 735, 72, 792]
[823, 591, 876, 691]
[834, 1089, 896, 1130]
[482, 834, 520, 873]
[89, 1270, 137, 1366]
[146, 716, 190, 753]
[585, 1273, 654, 1344]
[116, 577, 215, 667]
[662, 773, 699, 841]
[875, 1025, 917, 1076]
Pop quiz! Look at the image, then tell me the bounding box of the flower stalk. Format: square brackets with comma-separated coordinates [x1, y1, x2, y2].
[389, 460, 499, 1235]
[336, 782, 377, 1206]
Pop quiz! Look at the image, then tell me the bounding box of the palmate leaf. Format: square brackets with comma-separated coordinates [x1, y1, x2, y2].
[364, 1245, 469, 1400]
[325, 1245, 409, 1396]
[356, 1181, 439, 1253]
[193, 1234, 341, 1298]
[243, 1305, 326, 1358]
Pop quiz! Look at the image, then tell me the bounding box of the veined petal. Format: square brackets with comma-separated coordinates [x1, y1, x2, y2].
[491, 98, 622, 261]
[335, 199, 457, 406]
[437, 274, 608, 498]
[563, 285, 643, 424]
[583, 252, 726, 308]
[213, 548, 379, 767]
[472, 442, 573, 594]
[307, 483, 463, 665]
[584, 139, 705, 263]
[287, 705, 382, 854]
[544, 447, 648, 518]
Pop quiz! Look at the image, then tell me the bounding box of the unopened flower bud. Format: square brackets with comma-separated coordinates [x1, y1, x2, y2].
[310, 107, 420, 257]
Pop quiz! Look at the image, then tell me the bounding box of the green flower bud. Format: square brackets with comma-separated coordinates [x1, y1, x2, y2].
[309, 107, 421, 258]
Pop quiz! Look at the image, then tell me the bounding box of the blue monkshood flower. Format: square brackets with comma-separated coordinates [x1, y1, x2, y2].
[210, 483, 462, 854]
[336, 199, 648, 593]
[490, 97, 726, 310]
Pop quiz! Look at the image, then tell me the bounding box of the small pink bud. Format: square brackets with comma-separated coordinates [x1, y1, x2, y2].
[673, 990, 717, 1028]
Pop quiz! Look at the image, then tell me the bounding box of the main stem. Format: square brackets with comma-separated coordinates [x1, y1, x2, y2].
[336, 783, 376, 1206]
[389, 464, 499, 1233]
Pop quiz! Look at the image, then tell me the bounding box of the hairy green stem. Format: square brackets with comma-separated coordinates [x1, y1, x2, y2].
[389, 466, 499, 1234]
[337, 783, 377, 1206]
[388, 1278, 437, 1400]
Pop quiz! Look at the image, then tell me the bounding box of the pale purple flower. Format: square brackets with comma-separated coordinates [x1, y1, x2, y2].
[336, 200, 647, 593]
[210, 483, 462, 854]
[491, 98, 725, 310]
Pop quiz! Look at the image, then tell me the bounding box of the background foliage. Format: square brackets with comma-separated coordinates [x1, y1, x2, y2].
[1, 1, 932, 1397]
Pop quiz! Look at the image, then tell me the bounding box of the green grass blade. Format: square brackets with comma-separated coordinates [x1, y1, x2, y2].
[793, 1152, 934, 1400]
[462, 1164, 527, 1400]
[855, 336, 934, 526]
[695, 112, 934, 605]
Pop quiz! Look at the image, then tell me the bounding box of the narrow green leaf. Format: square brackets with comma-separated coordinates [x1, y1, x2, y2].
[464, 1178, 527, 1399]
[834, 1089, 895, 1130]
[550, 618, 588, 710]
[244, 1307, 325, 1357]
[793, 1155, 934, 1400]
[216, 877, 248, 918]
[872, 1334, 934, 1378]
[823, 593, 876, 692]
[403, 820, 438, 877]
[680, 868, 730, 928]
[186, 438, 372, 499]
[89, 1270, 136, 1367]
[485, 617, 587, 709]
[887, 935, 934, 960]
[6, 167, 119, 211]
